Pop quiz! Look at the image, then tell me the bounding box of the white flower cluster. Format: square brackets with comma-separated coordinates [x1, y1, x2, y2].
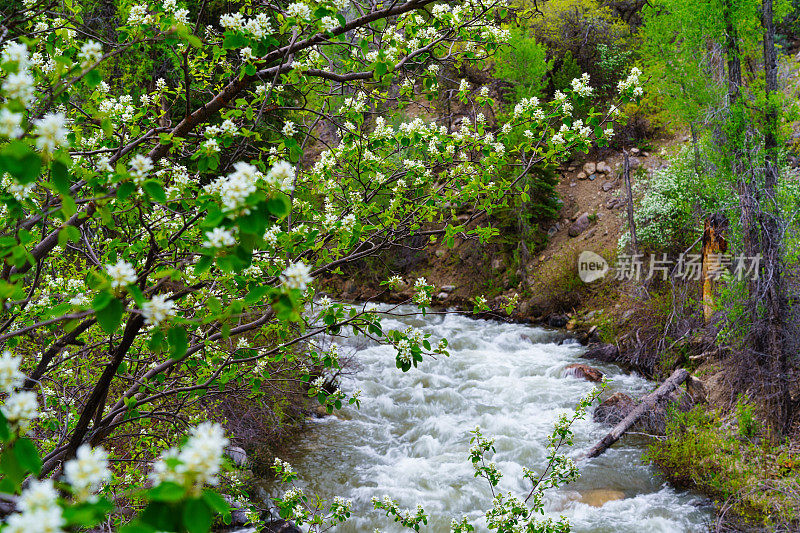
[150, 422, 229, 493]
[220, 12, 273, 38]
[266, 160, 295, 191]
[570, 73, 593, 97]
[64, 444, 112, 501]
[128, 4, 154, 25]
[2, 42, 35, 106]
[129, 154, 153, 184]
[618, 67, 643, 97]
[97, 93, 137, 123]
[4, 479, 63, 533]
[33, 113, 69, 152]
[106, 259, 137, 289]
[286, 2, 312, 20]
[215, 161, 261, 214]
[142, 294, 176, 326]
[0, 351, 40, 435]
[204, 227, 236, 248]
[280, 262, 313, 291]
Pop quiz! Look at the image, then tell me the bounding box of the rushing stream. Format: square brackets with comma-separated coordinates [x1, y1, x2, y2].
[267, 306, 711, 532]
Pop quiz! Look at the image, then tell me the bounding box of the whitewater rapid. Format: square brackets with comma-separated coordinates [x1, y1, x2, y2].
[268, 307, 710, 532]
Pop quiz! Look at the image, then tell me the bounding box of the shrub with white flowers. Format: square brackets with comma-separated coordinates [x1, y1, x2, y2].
[0, 0, 641, 530]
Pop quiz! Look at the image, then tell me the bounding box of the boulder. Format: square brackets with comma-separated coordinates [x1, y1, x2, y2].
[596, 161, 612, 174]
[582, 162, 597, 174]
[594, 392, 636, 425]
[568, 213, 590, 237]
[265, 520, 303, 533]
[564, 363, 604, 382]
[579, 489, 626, 507]
[582, 343, 619, 362]
[224, 445, 250, 468]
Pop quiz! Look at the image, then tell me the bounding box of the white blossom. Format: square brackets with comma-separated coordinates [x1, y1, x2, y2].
[1, 391, 39, 432]
[0, 350, 24, 394]
[33, 113, 69, 152]
[142, 294, 176, 326]
[64, 444, 111, 501]
[78, 40, 103, 67]
[204, 227, 236, 248]
[286, 2, 311, 20]
[106, 259, 137, 288]
[280, 262, 313, 291]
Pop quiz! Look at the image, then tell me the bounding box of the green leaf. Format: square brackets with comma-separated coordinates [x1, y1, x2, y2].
[222, 33, 249, 49]
[13, 437, 42, 475]
[0, 411, 9, 442]
[167, 326, 187, 359]
[201, 489, 230, 516]
[266, 196, 290, 218]
[85, 69, 102, 87]
[183, 498, 212, 533]
[96, 297, 123, 333]
[0, 141, 41, 184]
[0, 447, 24, 489]
[143, 180, 167, 203]
[50, 161, 71, 194]
[149, 481, 187, 502]
[117, 181, 136, 201]
[92, 290, 113, 311]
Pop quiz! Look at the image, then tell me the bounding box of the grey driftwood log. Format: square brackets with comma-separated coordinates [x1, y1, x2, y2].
[586, 368, 690, 459]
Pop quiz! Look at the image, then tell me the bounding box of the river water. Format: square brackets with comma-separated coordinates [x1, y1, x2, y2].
[268, 307, 711, 532]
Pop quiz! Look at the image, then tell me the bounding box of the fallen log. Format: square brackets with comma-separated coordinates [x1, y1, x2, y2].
[586, 368, 690, 459]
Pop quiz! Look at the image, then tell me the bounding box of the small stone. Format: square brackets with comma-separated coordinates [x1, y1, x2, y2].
[602, 181, 616, 192]
[435, 292, 449, 300]
[441, 285, 456, 293]
[594, 392, 636, 425]
[568, 213, 590, 237]
[588, 173, 597, 181]
[630, 147, 640, 155]
[547, 224, 559, 237]
[564, 363, 604, 382]
[491, 258, 503, 269]
[435, 249, 446, 257]
[583, 162, 597, 174]
[539, 255, 546, 262]
[642, 151, 650, 157]
[570, 181, 577, 187]
[567, 166, 576, 172]
[577, 171, 588, 180]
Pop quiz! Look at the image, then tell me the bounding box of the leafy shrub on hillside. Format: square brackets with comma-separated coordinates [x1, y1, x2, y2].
[619, 147, 716, 252]
[530, 0, 630, 84]
[492, 26, 551, 102]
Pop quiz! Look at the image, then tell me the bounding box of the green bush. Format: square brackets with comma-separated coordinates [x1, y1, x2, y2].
[492, 27, 551, 102]
[550, 50, 581, 94]
[618, 145, 720, 253]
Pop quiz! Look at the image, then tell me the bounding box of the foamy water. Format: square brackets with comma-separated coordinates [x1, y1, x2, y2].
[267, 307, 711, 532]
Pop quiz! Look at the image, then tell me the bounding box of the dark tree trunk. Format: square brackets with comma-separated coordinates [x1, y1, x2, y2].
[760, 0, 789, 429]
